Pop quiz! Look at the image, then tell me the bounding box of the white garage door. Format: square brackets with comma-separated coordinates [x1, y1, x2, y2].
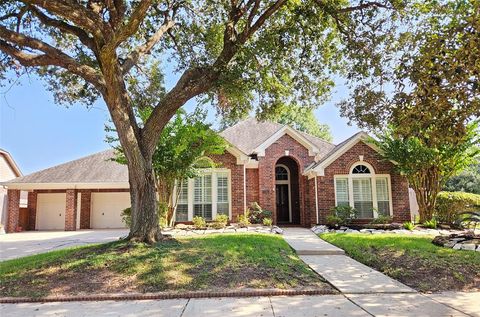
[91, 192, 130, 229]
[36, 193, 66, 230]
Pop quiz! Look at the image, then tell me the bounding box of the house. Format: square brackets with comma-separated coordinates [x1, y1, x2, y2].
[2, 119, 411, 232]
[0, 149, 26, 232]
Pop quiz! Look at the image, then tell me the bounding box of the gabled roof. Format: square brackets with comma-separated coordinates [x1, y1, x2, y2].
[305, 132, 381, 176]
[0, 148, 22, 178]
[220, 118, 335, 158]
[3, 149, 129, 189]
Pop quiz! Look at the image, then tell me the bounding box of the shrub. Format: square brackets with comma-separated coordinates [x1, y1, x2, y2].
[193, 216, 207, 229]
[423, 218, 438, 229]
[326, 205, 358, 226]
[370, 215, 393, 225]
[121, 205, 168, 228]
[403, 221, 415, 230]
[248, 202, 272, 224]
[121, 207, 132, 228]
[454, 211, 480, 229]
[435, 191, 480, 224]
[237, 210, 251, 227]
[263, 218, 273, 226]
[210, 214, 229, 229]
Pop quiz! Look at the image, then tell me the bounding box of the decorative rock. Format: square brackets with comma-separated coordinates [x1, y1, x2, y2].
[476, 246, 480, 252]
[461, 244, 476, 251]
[453, 243, 462, 250]
[271, 226, 284, 234]
[345, 229, 359, 233]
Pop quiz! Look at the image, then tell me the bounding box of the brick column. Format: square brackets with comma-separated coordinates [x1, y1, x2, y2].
[6, 189, 20, 233]
[65, 189, 77, 231]
[27, 191, 37, 230]
[80, 190, 91, 229]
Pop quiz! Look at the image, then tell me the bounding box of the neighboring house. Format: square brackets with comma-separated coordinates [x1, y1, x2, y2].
[0, 149, 26, 231]
[2, 118, 411, 233]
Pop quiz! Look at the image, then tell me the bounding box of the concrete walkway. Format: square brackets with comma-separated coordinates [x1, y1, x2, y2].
[1, 293, 474, 317]
[282, 228, 345, 255]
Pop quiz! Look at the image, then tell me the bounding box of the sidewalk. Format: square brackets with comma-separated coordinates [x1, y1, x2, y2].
[281, 228, 476, 317]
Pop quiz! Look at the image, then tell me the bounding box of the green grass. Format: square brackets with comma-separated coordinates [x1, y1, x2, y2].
[320, 233, 480, 292]
[0, 234, 331, 298]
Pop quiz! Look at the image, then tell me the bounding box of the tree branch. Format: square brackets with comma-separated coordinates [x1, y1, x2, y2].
[0, 26, 105, 91]
[19, 0, 109, 42]
[122, 19, 175, 74]
[28, 5, 96, 52]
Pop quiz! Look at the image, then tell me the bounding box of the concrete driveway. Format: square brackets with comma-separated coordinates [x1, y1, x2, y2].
[0, 229, 129, 261]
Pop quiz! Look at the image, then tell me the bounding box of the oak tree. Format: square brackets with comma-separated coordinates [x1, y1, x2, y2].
[0, 0, 404, 243]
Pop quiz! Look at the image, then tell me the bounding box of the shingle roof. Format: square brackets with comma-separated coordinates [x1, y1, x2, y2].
[4, 149, 128, 184]
[220, 117, 335, 157]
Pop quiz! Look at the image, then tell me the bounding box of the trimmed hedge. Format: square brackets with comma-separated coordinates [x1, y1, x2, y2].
[435, 191, 480, 224]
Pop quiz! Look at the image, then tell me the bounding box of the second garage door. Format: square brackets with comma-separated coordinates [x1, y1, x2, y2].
[91, 192, 130, 229]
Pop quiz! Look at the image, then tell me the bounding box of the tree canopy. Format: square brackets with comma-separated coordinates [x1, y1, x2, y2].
[0, 0, 412, 242]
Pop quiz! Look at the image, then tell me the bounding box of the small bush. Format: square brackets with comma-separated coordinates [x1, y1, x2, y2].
[237, 210, 251, 227]
[121, 205, 167, 228]
[423, 218, 438, 229]
[210, 214, 229, 229]
[435, 191, 480, 224]
[370, 215, 393, 225]
[121, 207, 132, 228]
[263, 218, 273, 226]
[403, 221, 415, 230]
[326, 205, 358, 227]
[193, 216, 207, 229]
[248, 202, 272, 224]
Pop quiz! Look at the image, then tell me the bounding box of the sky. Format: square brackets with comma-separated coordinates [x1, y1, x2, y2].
[0, 74, 359, 175]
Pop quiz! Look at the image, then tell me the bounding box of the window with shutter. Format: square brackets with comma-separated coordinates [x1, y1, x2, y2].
[217, 172, 229, 216]
[175, 179, 189, 221]
[376, 178, 390, 216]
[335, 178, 349, 206]
[194, 174, 212, 220]
[353, 178, 374, 218]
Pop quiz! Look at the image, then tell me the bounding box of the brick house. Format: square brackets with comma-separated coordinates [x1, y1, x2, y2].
[2, 119, 411, 232]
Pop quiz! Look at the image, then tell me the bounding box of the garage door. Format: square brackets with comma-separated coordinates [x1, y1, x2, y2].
[36, 193, 66, 230]
[91, 192, 130, 229]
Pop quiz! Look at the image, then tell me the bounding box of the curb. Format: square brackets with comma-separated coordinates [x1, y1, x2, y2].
[0, 289, 337, 304]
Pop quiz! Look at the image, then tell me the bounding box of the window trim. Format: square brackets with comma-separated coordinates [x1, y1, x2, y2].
[334, 162, 393, 218]
[175, 169, 232, 221]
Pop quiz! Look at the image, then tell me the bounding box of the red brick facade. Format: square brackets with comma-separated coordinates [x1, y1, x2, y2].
[65, 189, 77, 231]
[317, 141, 410, 223]
[246, 169, 259, 206]
[27, 191, 37, 230]
[6, 189, 20, 233]
[79, 190, 92, 229]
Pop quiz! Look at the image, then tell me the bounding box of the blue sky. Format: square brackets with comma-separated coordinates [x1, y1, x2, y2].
[0, 75, 359, 175]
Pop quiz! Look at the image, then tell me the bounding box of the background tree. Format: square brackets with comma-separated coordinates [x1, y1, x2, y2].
[109, 108, 226, 227]
[374, 124, 479, 223]
[444, 161, 480, 195]
[0, 0, 406, 242]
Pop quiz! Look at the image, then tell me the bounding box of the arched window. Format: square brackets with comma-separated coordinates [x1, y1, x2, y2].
[275, 166, 289, 181]
[334, 162, 392, 219]
[352, 164, 371, 174]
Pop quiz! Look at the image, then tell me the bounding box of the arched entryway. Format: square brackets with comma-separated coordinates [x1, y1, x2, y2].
[275, 157, 300, 224]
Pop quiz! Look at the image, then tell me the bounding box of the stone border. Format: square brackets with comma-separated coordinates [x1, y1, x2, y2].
[0, 288, 336, 304]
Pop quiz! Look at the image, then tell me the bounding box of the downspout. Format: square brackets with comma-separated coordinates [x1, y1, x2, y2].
[243, 164, 247, 212]
[314, 174, 319, 225]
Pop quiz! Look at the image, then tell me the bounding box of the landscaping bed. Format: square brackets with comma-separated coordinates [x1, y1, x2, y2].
[320, 233, 480, 292]
[0, 234, 332, 298]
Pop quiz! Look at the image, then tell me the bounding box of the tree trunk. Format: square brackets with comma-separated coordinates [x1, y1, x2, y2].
[126, 153, 163, 243]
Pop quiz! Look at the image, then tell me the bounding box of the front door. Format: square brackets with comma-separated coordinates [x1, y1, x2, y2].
[276, 184, 290, 223]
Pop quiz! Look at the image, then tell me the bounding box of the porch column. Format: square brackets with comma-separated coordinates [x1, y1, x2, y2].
[6, 189, 20, 233]
[65, 189, 77, 231]
[79, 190, 91, 229]
[27, 191, 37, 230]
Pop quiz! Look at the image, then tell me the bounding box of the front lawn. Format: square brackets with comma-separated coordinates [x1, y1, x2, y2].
[0, 234, 333, 298]
[320, 233, 480, 292]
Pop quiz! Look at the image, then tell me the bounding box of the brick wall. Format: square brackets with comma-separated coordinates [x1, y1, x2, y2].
[317, 141, 411, 223]
[246, 168, 259, 206]
[209, 152, 245, 221]
[79, 190, 92, 229]
[257, 134, 317, 226]
[65, 189, 77, 231]
[6, 189, 20, 233]
[27, 191, 37, 230]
